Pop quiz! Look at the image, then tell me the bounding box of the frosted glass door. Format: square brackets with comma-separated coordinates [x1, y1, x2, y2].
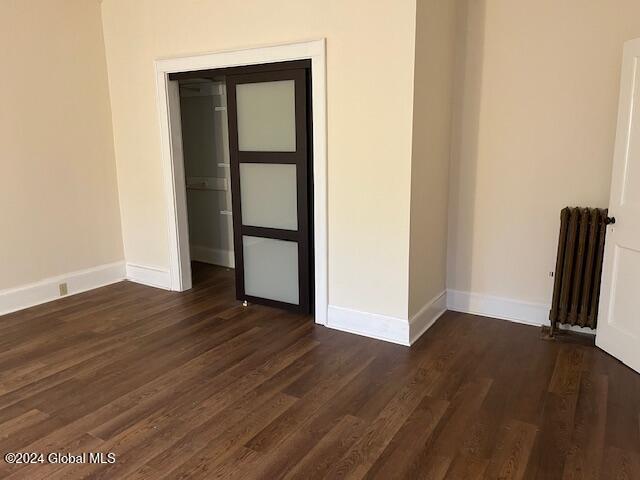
[240, 163, 298, 230]
[236, 80, 296, 152]
[227, 64, 311, 312]
[243, 236, 299, 304]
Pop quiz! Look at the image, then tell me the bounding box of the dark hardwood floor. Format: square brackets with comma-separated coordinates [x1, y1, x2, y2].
[0, 263, 639, 479]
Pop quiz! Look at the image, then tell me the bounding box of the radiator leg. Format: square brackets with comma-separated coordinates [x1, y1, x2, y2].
[549, 320, 556, 338]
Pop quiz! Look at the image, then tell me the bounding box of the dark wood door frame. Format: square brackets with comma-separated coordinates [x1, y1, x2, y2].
[168, 60, 311, 82]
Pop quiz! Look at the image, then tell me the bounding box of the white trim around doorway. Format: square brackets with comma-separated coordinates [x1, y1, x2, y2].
[154, 39, 328, 325]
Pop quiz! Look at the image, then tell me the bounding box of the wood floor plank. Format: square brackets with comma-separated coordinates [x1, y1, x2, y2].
[549, 348, 585, 396]
[245, 348, 374, 453]
[0, 409, 49, 439]
[364, 395, 449, 479]
[123, 339, 320, 477]
[535, 392, 579, 479]
[219, 353, 377, 479]
[282, 414, 367, 480]
[484, 419, 538, 480]
[562, 373, 608, 480]
[402, 377, 493, 478]
[599, 446, 640, 480]
[171, 392, 298, 480]
[54, 336, 315, 479]
[323, 357, 453, 479]
[444, 453, 488, 480]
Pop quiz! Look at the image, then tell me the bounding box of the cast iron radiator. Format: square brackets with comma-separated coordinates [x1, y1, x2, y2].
[549, 207, 610, 334]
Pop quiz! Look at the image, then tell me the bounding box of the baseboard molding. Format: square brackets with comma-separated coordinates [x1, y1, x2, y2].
[189, 245, 234, 268]
[126, 263, 172, 290]
[326, 291, 448, 347]
[447, 289, 595, 335]
[409, 291, 448, 345]
[326, 305, 410, 346]
[0, 261, 126, 316]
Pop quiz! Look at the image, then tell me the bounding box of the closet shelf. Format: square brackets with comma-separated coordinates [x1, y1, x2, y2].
[186, 176, 228, 191]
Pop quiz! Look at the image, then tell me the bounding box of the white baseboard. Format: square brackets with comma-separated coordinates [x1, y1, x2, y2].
[409, 291, 447, 345]
[126, 263, 172, 290]
[0, 261, 126, 316]
[326, 305, 410, 346]
[189, 245, 234, 268]
[326, 291, 447, 347]
[447, 289, 595, 335]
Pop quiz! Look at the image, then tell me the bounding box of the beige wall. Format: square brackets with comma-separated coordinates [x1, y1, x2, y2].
[408, 0, 461, 317]
[4, 0, 630, 325]
[100, 0, 418, 319]
[448, 0, 640, 305]
[0, 0, 123, 290]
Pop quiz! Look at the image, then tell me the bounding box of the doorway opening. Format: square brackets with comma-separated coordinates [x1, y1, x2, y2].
[178, 77, 235, 274]
[155, 40, 327, 323]
[159, 51, 323, 317]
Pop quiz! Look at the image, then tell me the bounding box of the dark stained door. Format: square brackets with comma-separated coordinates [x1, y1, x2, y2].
[226, 65, 312, 313]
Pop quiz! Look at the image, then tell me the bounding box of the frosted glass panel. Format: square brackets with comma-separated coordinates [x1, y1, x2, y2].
[236, 80, 296, 152]
[243, 236, 299, 304]
[240, 163, 297, 230]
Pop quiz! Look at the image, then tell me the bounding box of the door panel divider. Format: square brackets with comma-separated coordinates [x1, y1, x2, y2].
[241, 226, 300, 241]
